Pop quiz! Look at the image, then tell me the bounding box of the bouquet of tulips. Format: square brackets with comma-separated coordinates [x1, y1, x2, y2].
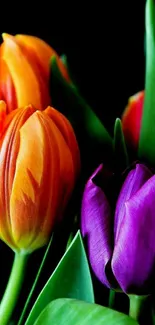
[0, 1, 155, 324]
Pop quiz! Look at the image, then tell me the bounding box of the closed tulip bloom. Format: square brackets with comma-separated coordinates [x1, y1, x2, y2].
[0, 33, 70, 113]
[81, 163, 155, 294]
[0, 101, 80, 253]
[122, 91, 144, 150]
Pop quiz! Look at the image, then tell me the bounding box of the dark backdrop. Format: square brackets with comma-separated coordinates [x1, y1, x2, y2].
[0, 0, 146, 134]
[0, 1, 147, 320]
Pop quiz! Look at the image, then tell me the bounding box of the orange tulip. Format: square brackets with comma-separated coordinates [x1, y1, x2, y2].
[0, 33, 70, 113]
[122, 91, 144, 150]
[0, 101, 80, 253]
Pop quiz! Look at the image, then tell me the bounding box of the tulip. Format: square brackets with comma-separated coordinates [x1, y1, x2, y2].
[0, 33, 70, 112]
[122, 91, 144, 150]
[81, 162, 155, 295]
[0, 100, 80, 253]
[0, 100, 80, 325]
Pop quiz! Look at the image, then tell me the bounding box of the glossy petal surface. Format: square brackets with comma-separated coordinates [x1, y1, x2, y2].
[15, 34, 70, 82]
[81, 164, 112, 287]
[0, 106, 36, 250]
[10, 111, 63, 251]
[112, 173, 155, 293]
[122, 91, 144, 149]
[0, 59, 17, 112]
[0, 102, 79, 252]
[1, 34, 42, 109]
[40, 112, 74, 220]
[44, 106, 80, 180]
[114, 164, 153, 243]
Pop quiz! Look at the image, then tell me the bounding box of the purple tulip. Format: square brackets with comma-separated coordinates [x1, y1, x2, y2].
[81, 163, 155, 294]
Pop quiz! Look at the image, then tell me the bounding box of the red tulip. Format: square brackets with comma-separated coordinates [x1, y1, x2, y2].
[122, 91, 144, 150]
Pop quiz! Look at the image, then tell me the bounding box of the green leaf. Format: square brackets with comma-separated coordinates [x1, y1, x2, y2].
[60, 54, 68, 67]
[34, 298, 138, 325]
[138, 0, 155, 166]
[17, 236, 53, 325]
[113, 118, 129, 172]
[60, 55, 77, 86]
[50, 56, 113, 174]
[24, 231, 94, 325]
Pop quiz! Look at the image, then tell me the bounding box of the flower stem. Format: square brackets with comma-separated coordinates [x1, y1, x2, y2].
[129, 294, 148, 322]
[17, 236, 53, 325]
[0, 252, 28, 325]
[108, 290, 115, 309]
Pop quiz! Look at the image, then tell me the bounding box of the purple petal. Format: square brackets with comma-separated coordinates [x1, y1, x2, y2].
[81, 164, 112, 288]
[112, 174, 155, 294]
[114, 164, 153, 243]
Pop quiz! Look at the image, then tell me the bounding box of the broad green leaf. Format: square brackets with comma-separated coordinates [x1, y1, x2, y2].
[24, 231, 94, 325]
[113, 118, 129, 172]
[34, 298, 138, 325]
[138, 0, 155, 166]
[50, 56, 113, 173]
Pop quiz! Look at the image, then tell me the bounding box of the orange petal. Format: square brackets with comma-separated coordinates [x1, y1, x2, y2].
[0, 106, 36, 250]
[10, 111, 61, 251]
[44, 106, 80, 179]
[1, 34, 42, 109]
[0, 100, 6, 134]
[39, 111, 75, 221]
[11, 36, 51, 108]
[0, 58, 17, 112]
[15, 34, 70, 82]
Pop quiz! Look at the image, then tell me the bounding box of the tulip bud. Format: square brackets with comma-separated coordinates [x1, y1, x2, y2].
[0, 101, 80, 253]
[81, 163, 155, 295]
[0, 33, 70, 112]
[122, 91, 144, 150]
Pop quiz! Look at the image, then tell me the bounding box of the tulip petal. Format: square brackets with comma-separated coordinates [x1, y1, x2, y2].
[0, 59, 17, 112]
[39, 111, 75, 220]
[15, 34, 70, 82]
[9, 111, 62, 251]
[122, 91, 144, 149]
[1, 34, 42, 109]
[0, 106, 35, 250]
[11, 36, 51, 109]
[9, 109, 74, 251]
[81, 164, 112, 288]
[112, 174, 155, 294]
[44, 106, 80, 179]
[0, 100, 6, 133]
[114, 163, 153, 243]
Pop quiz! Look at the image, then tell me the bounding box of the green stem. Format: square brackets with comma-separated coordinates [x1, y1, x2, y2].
[0, 252, 28, 325]
[17, 236, 53, 325]
[108, 290, 115, 309]
[129, 294, 148, 321]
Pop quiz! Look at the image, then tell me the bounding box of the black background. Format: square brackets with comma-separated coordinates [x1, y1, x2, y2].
[0, 0, 146, 134]
[0, 1, 149, 322]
